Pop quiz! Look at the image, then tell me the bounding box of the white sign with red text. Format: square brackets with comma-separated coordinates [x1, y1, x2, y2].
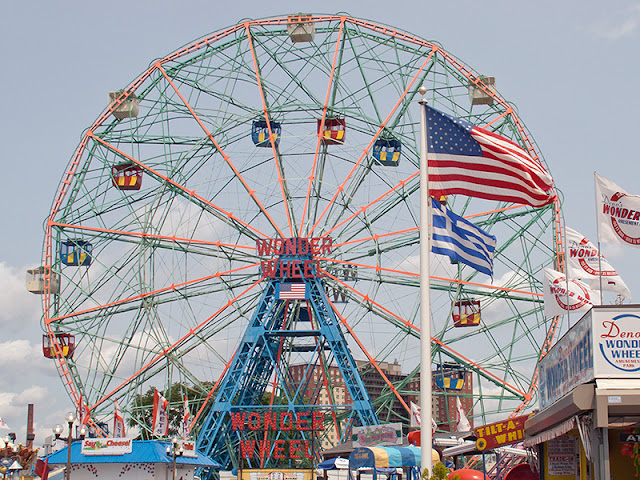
[81, 437, 133, 455]
[538, 307, 640, 409]
[180, 440, 197, 458]
[595, 173, 640, 248]
[543, 268, 598, 317]
[565, 226, 631, 298]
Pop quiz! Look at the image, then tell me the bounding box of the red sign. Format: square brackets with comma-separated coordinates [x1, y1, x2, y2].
[474, 415, 530, 451]
[256, 238, 333, 256]
[256, 238, 333, 280]
[231, 411, 324, 461]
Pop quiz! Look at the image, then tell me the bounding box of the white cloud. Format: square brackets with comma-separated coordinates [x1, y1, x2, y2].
[0, 337, 63, 447]
[14, 386, 49, 406]
[587, 4, 640, 39]
[0, 262, 42, 336]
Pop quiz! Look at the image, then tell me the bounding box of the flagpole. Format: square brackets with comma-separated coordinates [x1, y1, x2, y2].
[418, 86, 433, 475]
[562, 219, 571, 325]
[594, 172, 604, 303]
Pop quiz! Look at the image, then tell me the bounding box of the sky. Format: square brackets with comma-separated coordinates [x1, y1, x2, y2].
[1, 0, 639, 450]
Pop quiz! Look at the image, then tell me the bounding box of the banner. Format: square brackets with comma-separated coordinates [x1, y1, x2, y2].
[81, 438, 133, 456]
[113, 399, 125, 438]
[409, 401, 437, 434]
[352, 423, 402, 447]
[455, 397, 471, 432]
[430, 198, 497, 276]
[35, 459, 49, 480]
[410, 401, 421, 428]
[543, 268, 598, 317]
[595, 173, 640, 248]
[424, 104, 555, 207]
[181, 395, 190, 439]
[152, 389, 169, 436]
[565, 226, 631, 298]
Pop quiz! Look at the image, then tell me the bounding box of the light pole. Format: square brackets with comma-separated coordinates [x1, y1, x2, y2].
[53, 413, 86, 480]
[166, 436, 183, 480]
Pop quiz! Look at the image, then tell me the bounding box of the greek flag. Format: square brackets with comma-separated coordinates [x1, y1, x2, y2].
[430, 198, 497, 276]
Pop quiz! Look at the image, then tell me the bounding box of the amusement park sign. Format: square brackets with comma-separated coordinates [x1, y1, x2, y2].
[81, 438, 132, 456]
[538, 306, 640, 409]
[352, 423, 402, 447]
[475, 415, 529, 451]
[257, 237, 333, 279]
[231, 411, 324, 461]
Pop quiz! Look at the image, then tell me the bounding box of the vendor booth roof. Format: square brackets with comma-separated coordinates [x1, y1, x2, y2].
[46, 440, 220, 468]
[349, 446, 420, 469]
[318, 457, 350, 469]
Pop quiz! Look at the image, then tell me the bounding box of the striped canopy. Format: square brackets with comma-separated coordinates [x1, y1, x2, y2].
[349, 446, 421, 469]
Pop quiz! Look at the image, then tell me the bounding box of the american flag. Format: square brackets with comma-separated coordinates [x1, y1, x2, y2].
[424, 104, 555, 207]
[278, 282, 307, 299]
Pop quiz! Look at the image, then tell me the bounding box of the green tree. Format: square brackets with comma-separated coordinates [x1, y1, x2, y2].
[128, 382, 213, 440]
[421, 462, 460, 480]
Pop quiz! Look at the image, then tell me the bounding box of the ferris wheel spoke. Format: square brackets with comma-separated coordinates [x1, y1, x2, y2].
[155, 64, 287, 238]
[327, 299, 411, 416]
[90, 276, 264, 411]
[322, 171, 419, 239]
[48, 261, 259, 324]
[308, 51, 435, 236]
[322, 268, 527, 399]
[50, 221, 256, 257]
[297, 20, 346, 236]
[244, 26, 298, 237]
[88, 133, 269, 240]
[87, 292, 259, 407]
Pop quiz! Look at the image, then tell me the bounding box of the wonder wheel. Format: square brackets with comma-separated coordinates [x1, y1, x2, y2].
[36, 13, 563, 466]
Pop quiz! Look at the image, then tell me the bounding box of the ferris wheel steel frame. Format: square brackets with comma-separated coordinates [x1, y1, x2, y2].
[38, 14, 567, 452]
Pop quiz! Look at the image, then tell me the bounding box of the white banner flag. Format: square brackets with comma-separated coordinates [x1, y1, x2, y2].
[565, 226, 631, 298]
[152, 390, 169, 437]
[595, 173, 640, 248]
[113, 399, 125, 438]
[455, 397, 471, 432]
[410, 401, 421, 428]
[181, 395, 190, 439]
[409, 401, 437, 434]
[543, 268, 599, 317]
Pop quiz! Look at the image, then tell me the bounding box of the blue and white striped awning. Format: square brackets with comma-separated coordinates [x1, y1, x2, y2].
[349, 446, 421, 469]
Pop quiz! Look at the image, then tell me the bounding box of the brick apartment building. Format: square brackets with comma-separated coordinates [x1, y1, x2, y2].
[288, 360, 473, 445]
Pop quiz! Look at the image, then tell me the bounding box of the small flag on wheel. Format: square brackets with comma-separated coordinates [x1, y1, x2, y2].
[277, 282, 308, 300]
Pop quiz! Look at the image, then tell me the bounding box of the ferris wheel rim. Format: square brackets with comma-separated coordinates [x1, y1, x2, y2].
[39, 13, 563, 434]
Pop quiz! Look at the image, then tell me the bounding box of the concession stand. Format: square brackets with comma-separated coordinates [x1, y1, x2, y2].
[524, 305, 640, 479]
[45, 439, 220, 480]
[348, 446, 421, 480]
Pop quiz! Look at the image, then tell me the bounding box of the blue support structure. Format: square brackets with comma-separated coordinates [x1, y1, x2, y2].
[196, 245, 378, 471]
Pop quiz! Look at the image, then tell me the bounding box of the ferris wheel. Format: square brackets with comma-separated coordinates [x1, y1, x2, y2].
[35, 13, 563, 460]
